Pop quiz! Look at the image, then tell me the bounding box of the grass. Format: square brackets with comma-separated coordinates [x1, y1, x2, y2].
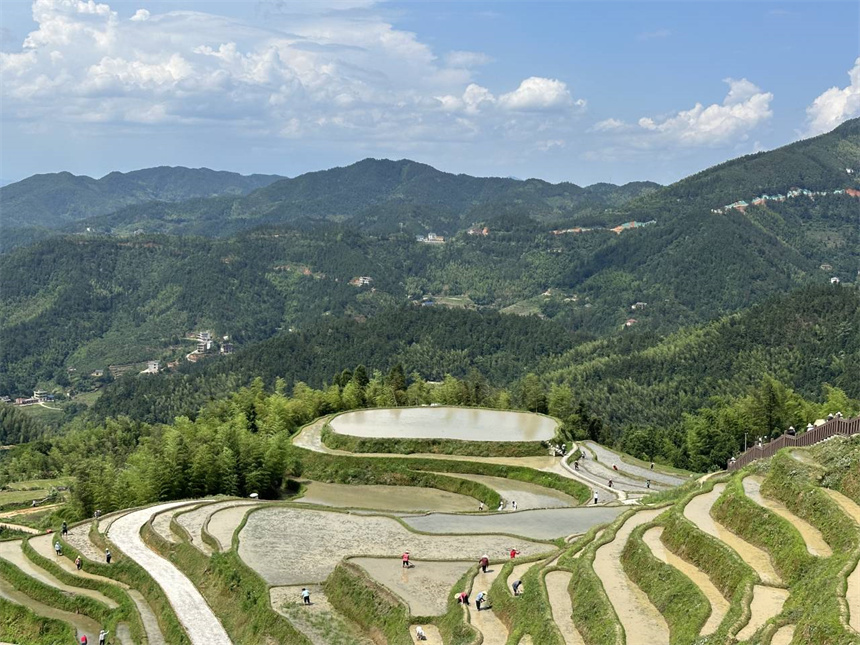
[621, 521, 710, 645]
[148, 514, 312, 645]
[488, 556, 564, 645]
[324, 561, 412, 645]
[5, 477, 73, 491]
[0, 596, 75, 645]
[22, 538, 146, 643]
[0, 489, 50, 506]
[321, 424, 548, 457]
[434, 568, 480, 645]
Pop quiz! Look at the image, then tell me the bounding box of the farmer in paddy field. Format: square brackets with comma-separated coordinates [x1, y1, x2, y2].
[402, 551, 411, 568]
[512, 579, 523, 596]
[475, 590, 487, 610]
[479, 554, 489, 573]
[456, 591, 470, 606]
[301, 588, 311, 605]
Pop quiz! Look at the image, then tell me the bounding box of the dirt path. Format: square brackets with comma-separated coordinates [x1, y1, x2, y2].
[821, 489, 860, 632]
[0, 521, 40, 534]
[435, 473, 578, 510]
[207, 504, 259, 552]
[351, 557, 472, 616]
[0, 503, 63, 519]
[299, 482, 476, 512]
[109, 501, 231, 645]
[468, 563, 507, 645]
[65, 520, 105, 562]
[544, 570, 586, 645]
[735, 585, 789, 641]
[771, 624, 795, 645]
[0, 540, 117, 608]
[742, 476, 832, 557]
[593, 509, 668, 645]
[0, 574, 102, 643]
[642, 526, 728, 636]
[683, 484, 781, 586]
[239, 507, 551, 586]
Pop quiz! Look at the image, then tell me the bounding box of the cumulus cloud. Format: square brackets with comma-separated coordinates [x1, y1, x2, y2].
[0, 0, 580, 149]
[597, 78, 772, 148]
[805, 58, 860, 136]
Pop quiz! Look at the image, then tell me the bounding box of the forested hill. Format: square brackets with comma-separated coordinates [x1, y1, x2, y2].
[0, 166, 283, 229]
[90, 284, 859, 450]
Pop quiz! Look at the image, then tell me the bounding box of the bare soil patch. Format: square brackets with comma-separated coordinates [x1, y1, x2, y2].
[240, 507, 551, 586]
[351, 557, 472, 616]
[411, 623, 442, 644]
[643, 526, 728, 636]
[771, 624, 795, 645]
[66, 520, 106, 562]
[544, 570, 586, 645]
[735, 585, 789, 641]
[742, 476, 832, 557]
[593, 509, 668, 645]
[299, 482, 476, 513]
[271, 585, 374, 645]
[683, 484, 781, 586]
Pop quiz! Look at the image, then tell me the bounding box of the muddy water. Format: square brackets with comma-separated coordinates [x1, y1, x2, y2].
[271, 584, 375, 645]
[822, 489, 860, 632]
[593, 509, 668, 645]
[642, 526, 729, 636]
[65, 521, 104, 562]
[0, 540, 117, 608]
[0, 574, 102, 642]
[411, 623, 442, 644]
[152, 507, 184, 543]
[544, 570, 586, 645]
[735, 585, 789, 641]
[469, 563, 508, 645]
[742, 476, 832, 557]
[352, 557, 472, 615]
[206, 504, 259, 551]
[771, 624, 795, 645]
[437, 473, 578, 510]
[299, 482, 476, 513]
[683, 484, 781, 586]
[330, 407, 557, 442]
[128, 589, 167, 645]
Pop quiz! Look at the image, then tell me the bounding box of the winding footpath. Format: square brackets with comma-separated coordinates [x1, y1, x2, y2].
[108, 500, 231, 645]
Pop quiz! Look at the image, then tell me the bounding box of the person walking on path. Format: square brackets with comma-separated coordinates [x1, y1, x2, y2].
[512, 579, 523, 596]
[574, 461, 579, 470]
[608, 479, 613, 489]
[646, 480, 651, 489]
[650, 462, 654, 470]
[478, 502, 484, 511]
[75, 556, 82, 571]
[80, 636, 88, 645]
[61, 521, 68, 537]
[401, 551, 411, 568]
[475, 591, 487, 611]
[416, 626, 427, 640]
[456, 591, 470, 606]
[511, 500, 517, 511]
[509, 548, 520, 559]
[98, 629, 108, 645]
[479, 555, 489, 573]
[498, 501, 504, 512]
[105, 548, 111, 564]
[613, 464, 618, 471]
[54, 540, 62, 556]
[593, 489, 599, 505]
[301, 588, 311, 605]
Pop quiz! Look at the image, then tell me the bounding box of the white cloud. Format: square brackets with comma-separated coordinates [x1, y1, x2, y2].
[498, 77, 576, 111]
[805, 58, 860, 136]
[600, 78, 772, 148]
[445, 50, 493, 68]
[0, 0, 579, 149]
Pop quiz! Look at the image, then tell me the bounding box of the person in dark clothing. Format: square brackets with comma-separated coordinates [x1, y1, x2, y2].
[512, 579, 523, 595]
[62, 521, 68, 537]
[105, 549, 111, 564]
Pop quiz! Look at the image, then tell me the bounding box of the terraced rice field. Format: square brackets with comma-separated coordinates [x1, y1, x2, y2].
[298, 481, 477, 512]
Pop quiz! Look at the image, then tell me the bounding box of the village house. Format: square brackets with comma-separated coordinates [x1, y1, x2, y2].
[631, 302, 647, 311]
[349, 276, 373, 287]
[830, 277, 841, 284]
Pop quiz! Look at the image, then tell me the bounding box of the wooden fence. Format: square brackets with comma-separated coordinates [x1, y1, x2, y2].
[727, 415, 860, 470]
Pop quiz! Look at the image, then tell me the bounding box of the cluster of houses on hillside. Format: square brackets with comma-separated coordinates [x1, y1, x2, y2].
[4, 390, 55, 406]
[552, 220, 656, 236]
[416, 233, 446, 244]
[349, 276, 374, 287]
[185, 330, 233, 364]
[711, 186, 860, 215]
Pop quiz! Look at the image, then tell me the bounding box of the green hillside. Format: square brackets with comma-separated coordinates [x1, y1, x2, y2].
[0, 166, 283, 229]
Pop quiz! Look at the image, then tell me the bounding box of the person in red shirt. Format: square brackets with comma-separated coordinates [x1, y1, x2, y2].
[509, 548, 520, 559]
[479, 555, 489, 573]
[456, 591, 470, 605]
[401, 551, 411, 568]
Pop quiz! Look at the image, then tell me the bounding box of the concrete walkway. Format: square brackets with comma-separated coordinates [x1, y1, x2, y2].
[108, 501, 231, 645]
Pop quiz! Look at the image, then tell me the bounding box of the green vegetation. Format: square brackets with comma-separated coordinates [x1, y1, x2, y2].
[488, 557, 564, 644]
[324, 561, 412, 645]
[621, 523, 710, 645]
[0, 597, 75, 644]
[434, 568, 480, 645]
[811, 436, 860, 503]
[320, 423, 549, 457]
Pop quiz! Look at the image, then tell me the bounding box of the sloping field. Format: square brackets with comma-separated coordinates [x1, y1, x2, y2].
[239, 507, 552, 585]
[298, 481, 477, 512]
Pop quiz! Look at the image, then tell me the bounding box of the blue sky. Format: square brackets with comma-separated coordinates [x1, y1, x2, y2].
[1, 0, 858, 186]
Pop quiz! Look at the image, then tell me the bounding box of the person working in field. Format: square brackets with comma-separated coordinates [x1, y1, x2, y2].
[512, 579, 523, 596]
[475, 590, 487, 610]
[509, 547, 520, 559]
[416, 626, 427, 640]
[401, 551, 411, 568]
[479, 555, 489, 573]
[456, 591, 470, 605]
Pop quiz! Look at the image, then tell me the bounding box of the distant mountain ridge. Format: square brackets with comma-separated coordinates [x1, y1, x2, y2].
[0, 166, 284, 229]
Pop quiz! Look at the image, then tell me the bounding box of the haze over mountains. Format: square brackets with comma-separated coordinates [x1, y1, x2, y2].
[0, 118, 858, 403]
